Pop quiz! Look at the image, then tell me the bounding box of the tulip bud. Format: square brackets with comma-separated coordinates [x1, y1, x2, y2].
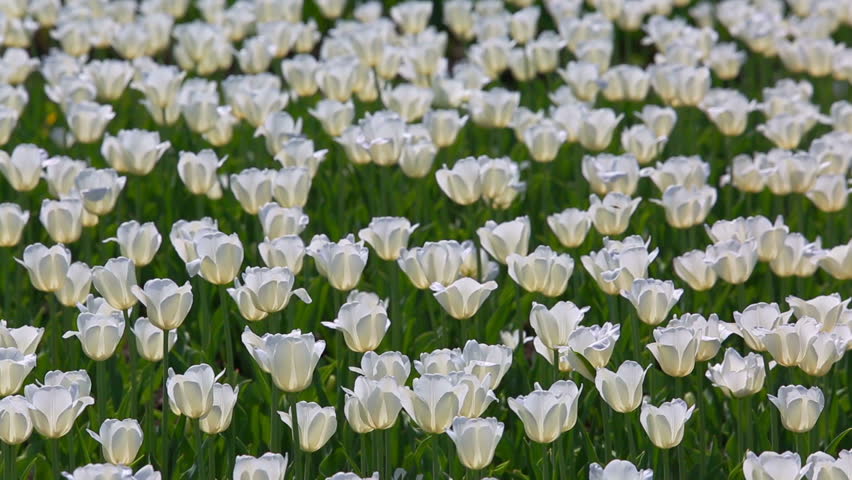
[74, 168, 126, 216]
[582, 240, 658, 295]
[323, 297, 390, 353]
[16, 243, 71, 293]
[310, 100, 354, 137]
[589, 193, 642, 236]
[769, 385, 825, 433]
[523, 120, 567, 163]
[177, 150, 226, 197]
[806, 175, 850, 213]
[279, 401, 337, 452]
[399, 137, 438, 179]
[622, 279, 683, 326]
[101, 129, 170, 176]
[233, 453, 288, 480]
[66, 101, 115, 144]
[0, 395, 33, 445]
[595, 361, 649, 413]
[477, 216, 530, 264]
[468, 88, 520, 128]
[602, 65, 651, 102]
[227, 280, 269, 322]
[24, 383, 94, 438]
[91, 257, 137, 310]
[653, 184, 718, 229]
[397, 374, 467, 434]
[636, 105, 677, 138]
[547, 208, 591, 248]
[87, 418, 143, 465]
[701, 89, 754, 136]
[423, 110, 468, 148]
[84, 60, 133, 102]
[307, 234, 369, 291]
[0, 143, 45, 192]
[167, 364, 223, 419]
[435, 157, 482, 206]
[590, 459, 654, 480]
[228, 168, 273, 215]
[507, 246, 574, 297]
[769, 233, 824, 278]
[131, 317, 177, 362]
[272, 167, 312, 208]
[621, 125, 666, 165]
[559, 61, 600, 102]
[447, 416, 504, 471]
[242, 328, 325, 392]
[639, 398, 694, 449]
[431, 278, 498, 320]
[0, 320, 43, 355]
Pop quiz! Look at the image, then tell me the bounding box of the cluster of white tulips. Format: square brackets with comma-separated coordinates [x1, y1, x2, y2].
[0, 0, 850, 478]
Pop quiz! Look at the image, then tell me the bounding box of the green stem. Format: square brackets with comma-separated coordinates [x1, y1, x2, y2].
[270, 387, 280, 452]
[194, 419, 206, 480]
[303, 452, 311, 480]
[386, 260, 400, 350]
[220, 287, 235, 382]
[432, 435, 440, 480]
[97, 359, 108, 424]
[541, 443, 550, 480]
[48, 295, 59, 368]
[383, 428, 391, 480]
[3, 442, 14, 479]
[662, 448, 671, 480]
[161, 328, 170, 479]
[126, 309, 138, 418]
[49, 438, 60, 479]
[602, 407, 611, 462]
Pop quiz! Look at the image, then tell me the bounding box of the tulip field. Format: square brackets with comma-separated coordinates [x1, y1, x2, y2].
[2, 0, 852, 478]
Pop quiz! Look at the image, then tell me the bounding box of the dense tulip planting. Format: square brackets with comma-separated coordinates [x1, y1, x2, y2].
[0, 0, 850, 479]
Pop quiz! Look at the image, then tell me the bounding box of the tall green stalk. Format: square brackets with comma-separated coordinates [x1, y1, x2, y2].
[96, 359, 108, 424]
[49, 438, 60, 479]
[161, 328, 170, 479]
[3, 442, 15, 479]
[219, 287, 235, 382]
[194, 419, 206, 479]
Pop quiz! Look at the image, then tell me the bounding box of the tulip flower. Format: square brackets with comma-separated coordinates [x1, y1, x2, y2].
[397, 374, 467, 434]
[177, 150, 226, 196]
[621, 125, 667, 165]
[647, 326, 699, 377]
[743, 451, 805, 480]
[568, 323, 620, 369]
[641, 155, 710, 193]
[130, 318, 177, 362]
[240, 266, 311, 314]
[275, 138, 327, 176]
[0, 143, 45, 192]
[199, 383, 240, 434]
[351, 351, 411, 386]
[706, 348, 766, 398]
[547, 208, 592, 248]
[507, 246, 574, 297]
[358, 217, 419, 261]
[705, 239, 759, 285]
[229, 168, 274, 215]
[431, 277, 498, 320]
[802, 450, 852, 479]
[0, 395, 33, 445]
[729, 302, 794, 352]
[259, 235, 306, 274]
[468, 88, 520, 128]
[769, 233, 824, 278]
[636, 105, 677, 138]
[582, 239, 658, 295]
[187, 232, 244, 285]
[447, 416, 504, 471]
[621, 278, 683, 326]
[595, 361, 650, 413]
[279, 401, 337, 452]
[131, 279, 193, 331]
[652, 185, 718, 229]
[25, 383, 94, 438]
[100, 129, 170, 176]
[0, 203, 28, 247]
[582, 153, 640, 196]
[62, 464, 161, 479]
[258, 203, 309, 239]
[529, 301, 589, 350]
[589, 460, 654, 480]
[817, 240, 852, 280]
[86, 418, 143, 465]
[233, 452, 288, 480]
[323, 297, 390, 353]
[509, 389, 567, 443]
[63, 311, 125, 361]
[242, 328, 325, 392]
[668, 313, 733, 361]
[0, 347, 35, 396]
[673, 249, 717, 291]
[167, 364, 224, 419]
[343, 376, 402, 432]
[39, 198, 83, 244]
[579, 109, 623, 151]
[16, 243, 71, 293]
[0, 321, 43, 357]
[639, 398, 695, 449]
[589, 193, 642, 236]
[477, 216, 530, 264]
[304, 234, 371, 290]
[104, 221, 162, 268]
